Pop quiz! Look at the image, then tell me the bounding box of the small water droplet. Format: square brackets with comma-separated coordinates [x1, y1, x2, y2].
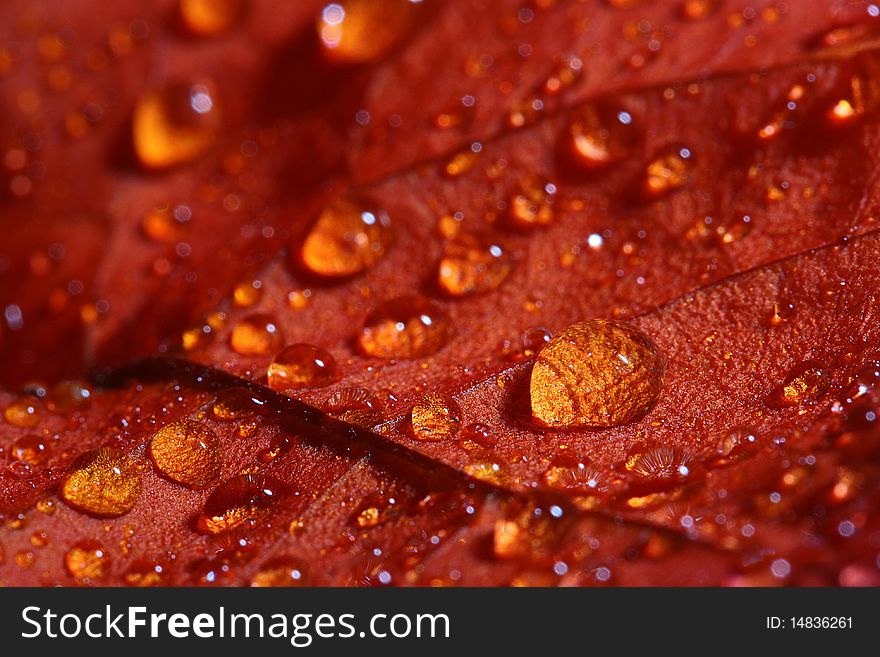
[520, 326, 552, 356]
[317, 0, 419, 64]
[460, 422, 497, 447]
[123, 560, 170, 587]
[409, 393, 462, 441]
[644, 145, 693, 197]
[626, 446, 694, 481]
[567, 102, 637, 169]
[250, 560, 306, 586]
[351, 492, 397, 528]
[508, 178, 556, 229]
[543, 455, 606, 493]
[61, 448, 140, 517]
[212, 387, 263, 420]
[323, 387, 384, 428]
[437, 241, 512, 296]
[766, 361, 830, 408]
[3, 397, 41, 428]
[766, 299, 796, 326]
[713, 426, 759, 464]
[180, 0, 244, 36]
[46, 380, 91, 413]
[133, 82, 219, 169]
[297, 197, 392, 278]
[267, 344, 340, 391]
[196, 473, 289, 534]
[11, 434, 50, 465]
[233, 280, 263, 308]
[148, 420, 221, 489]
[230, 313, 284, 356]
[64, 541, 109, 583]
[530, 319, 665, 428]
[358, 296, 451, 359]
[680, 0, 718, 20]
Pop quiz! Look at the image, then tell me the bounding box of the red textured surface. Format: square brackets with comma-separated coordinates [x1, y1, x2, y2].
[1, 0, 879, 586]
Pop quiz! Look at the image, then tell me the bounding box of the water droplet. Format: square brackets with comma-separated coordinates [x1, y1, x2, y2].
[230, 313, 284, 356]
[196, 474, 289, 534]
[713, 426, 759, 463]
[567, 102, 637, 169]
[250, 560, 306, 586]
[4, 397, 40, 428]
[318, 0, 419, 63]
[46, 380, 92, 413]
[212, 387, 263, 420]
[233, 280, 262, 308]
[437, 241, 512, 296]
[11, 435, 50, 465]
[298, 197, 391, 278]
[267, 344, 339, 391]
[530, 319, 665, 428]
[64, 541, 109, 583]
[409, 393, 462, 441]
[180, 0, 244, 36]
[132, 82, 219, 169]
[61, 448, 140, 517]
[644, 145, 693, 197]
[542, 455, 606, 493]
[766, 361, 830, 408]
[766, 299, 796, 326]
[508, 178, 556, 229]
[148, 420, 221, 489]
[680, 0, 718, 20]
[358, 296, 451, 359]
[626, 446, 694, 480]
[463, 461, 505, 485]
[323, 387, 384, 427]
[460, 422, 497, 447]
[520, 326, 552, 356]
[351, 492, 397, 528]
[123, 560, 170, 587]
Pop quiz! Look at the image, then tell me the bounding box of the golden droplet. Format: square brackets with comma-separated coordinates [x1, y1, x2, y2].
[268, 344, 339, 391]
[250, 561, 306, 587]
[358, 296, 451, 359]
[142, 206, 184, 243]
[626, 446, 694, 480]
[132, 83, 219, 170]
[766, 361, 830, 408]
[46, 380, 92, 413]
[644, 145, 693, 197]
[4, 398, 40, 428]
[148, 420, 221, 489]
[11, 435, 50, 465]
[317, 0, 419, 64]
[409, 393, 462, 441]
[60, 448, 141, 517]
[463, 461, 505, 485]
[180, 0, 244, 36]
[64, 541, 109, 583]
[123, 560, 170, 587]
[530, 319, 665, 428]
[298, 197, 391, 278]
[567, 103, 637, 169]
[542, 455, 606, 494]
[230, 313, 284, 356]
[233, 280, 262, 308]
[681, 0, 717, 20]
[766, 299, 796, 326]
[195, 474, 289, 534]
[212, 387, 261, 420]
[323, 387, 384, 428]
[36, 498, 57, 515]
[437, 241, 512, 296]
[508, 179, 556, 230]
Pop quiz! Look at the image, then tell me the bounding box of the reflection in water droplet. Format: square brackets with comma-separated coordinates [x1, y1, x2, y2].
[358, 296, 451, 359]
[766, 361, 830, 408]
[530, 319, 665, 428]
[230, 314, 284, 356]
[409, 393, 462, 441]
[133, 83, 219, 169]
[61, 448, 141, 517]
[437, 241, 512, 296]
[268, 344, 339, 391]
[520, 326, 552, 356]
[148, 420, 221, 489]
[318, 0, 419, 64]
[298, 198, 392, 278]
[196, 474, 289, 534]
[64, 541, 109, 583]
[460, 422, 497, 447]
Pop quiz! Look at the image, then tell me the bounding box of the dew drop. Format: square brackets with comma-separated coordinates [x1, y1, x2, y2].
[530, 319, 665, 428]
[626, 446, 694, 480]
[437, 241, 512, 296]
[766, 299, 796, 326]
[148, 420, 221, 489]
[508, 178, 556, 230]
[230, 313, 284, 356]
[11, 434, 50, 465]
[46, 380, 92, 413]
[409, 393, 462, 441]
[196, 473, 289, 534]
[250, 560, 306, 587]
[60, 448, 141, 517]
[298, 197, 391, 278]
[542, 455, 606, 493]
[123, 560, 170, 587]
[567, 102, 637, 169]
[180, 0, 244, 36]
[267, 344, 339, 391]
[766, 361, 830, 408]
[64, 541, 109, 583]
[358, 295, 451, 359]
[132, 82, 219, 170]
[323, 387, 384, 428]
[460, 422, 497, 447]
[232, 280, 262, 308]
[520, 326, 552, 356]
[351, 492, 398, 529]
[644, 145, 693, 197]
[3, 397, 40, 428]
[212, 387, 263, 420]
[318, 0, 419, 64]
[714, 426, 759, 463]
[680, 0, 718, 20]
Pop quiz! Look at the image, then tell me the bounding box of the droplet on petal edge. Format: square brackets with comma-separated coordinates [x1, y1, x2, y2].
[530, 319, 665, 428]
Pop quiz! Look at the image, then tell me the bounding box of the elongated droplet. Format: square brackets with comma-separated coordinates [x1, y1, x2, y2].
[268, 344, 339, 390]
[298, 197, 391, 278]
[148, 420, 221, 489]
[318, 0, 418, 64]
[61, 448, 141, 517]
[766, 361, 830, 408]
[409, 393, 462, 441]
[180, 0, 244, 36]
[196, 474, 289, 534]
[358, 296, 451, 358]
[133, 82, 219, 169]
[437, 241, 512, 296]
[530, 319, 665, 428]
[230, 313, 284, 356]
[323, 387, 384, 428]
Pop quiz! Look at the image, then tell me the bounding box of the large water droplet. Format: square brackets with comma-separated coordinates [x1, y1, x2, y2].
[230, 314, 284, 356]
[530, 319, 665, 428]
[409, 393, 462, 441]
[268, 344, 339, 391]
[196, 474, 289, 534]
[132, 82, 219, 169]
[148, 420, 221, 489]
[437, 241, 512, 296]
[60, 448, 141, 517]
[358, 296, 451, 358]
[298, 197, 391, 278]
